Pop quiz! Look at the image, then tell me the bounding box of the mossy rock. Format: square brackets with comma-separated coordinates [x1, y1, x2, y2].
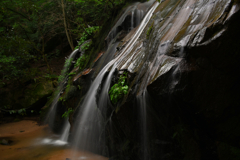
[63, 85, 77, 101]
[0, 80, 55, 110]
[21, 81, 54, 107]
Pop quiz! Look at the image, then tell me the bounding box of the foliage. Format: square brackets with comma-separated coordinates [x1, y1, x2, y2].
[68, 72, 76, 76]
[75, 26, 99, 49]
[59, 97, 64, 102]
[0, 0, 142, 88]
[0, 0, 47, 85]
[109, 72, 129, 104]
[66, 84, 71, 90]
[74, 55, 89, 70]
[59, 96, 66, 105]
[58, 58, 73, 82]
[62, 108, 74, 118]
[81, 41, 93, 51]
[9, 109, 26, 116]
[44, 73, 58, 80]
[58, 75, 65, 83]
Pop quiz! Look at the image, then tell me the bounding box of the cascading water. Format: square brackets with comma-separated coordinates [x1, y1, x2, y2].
[131, 11, 134, 30]
[71, 62, 113, 154]
[43, 0, 159, 158]
[106, 0, 155, 45]
[60, 120, 71, 142]
[71, 1, 159, 159]
[46, 49, 79, 137]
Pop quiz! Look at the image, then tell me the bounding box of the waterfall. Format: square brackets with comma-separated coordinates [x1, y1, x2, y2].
[46, 49, 79, 132]
[42, 0, 159, 158]
[131, 11, 134, 30]
[60, 120, 70, 142]
[137, 91, 149, 160]
[71, 1, 159, 158]
[136, 10, 142, 27]
[36, 0, 240, 159]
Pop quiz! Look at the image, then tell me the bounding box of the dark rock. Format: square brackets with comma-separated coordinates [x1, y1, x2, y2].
[1, 139, 9, 145]
[106, 0, 240, 159]
[0, 80, 55, 111]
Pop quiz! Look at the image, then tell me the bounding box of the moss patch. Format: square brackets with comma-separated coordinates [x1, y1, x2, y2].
[146, 22, 154, 39]
[0, 80, 55, 110]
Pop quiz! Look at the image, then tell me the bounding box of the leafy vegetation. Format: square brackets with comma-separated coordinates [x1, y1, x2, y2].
[0, 0, 145, 114]
[62, 108, 74, 118]
[9, 109, 26, 115]
[74, 55, 89, 70]
[75, 26, 99, 50]
[68, 72, 76, 76]
[0, 0, 135, 87]
[109, 72, 129, 104]
[58, 58, 73, 83]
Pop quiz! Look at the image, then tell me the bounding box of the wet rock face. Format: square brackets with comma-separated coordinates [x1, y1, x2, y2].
[147, 0, 240, 150]
[107, 0, 240, 159]
[62, 0, 240, 159]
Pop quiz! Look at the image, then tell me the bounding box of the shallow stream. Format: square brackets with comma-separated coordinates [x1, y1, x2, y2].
[0, 120, 108, 160]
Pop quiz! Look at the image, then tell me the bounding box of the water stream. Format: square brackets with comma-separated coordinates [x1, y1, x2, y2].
[71, 1, 159, 159]
[43, 0, 159, 159]
[60, 120, 71, 142]
[46, 49, 79, 131]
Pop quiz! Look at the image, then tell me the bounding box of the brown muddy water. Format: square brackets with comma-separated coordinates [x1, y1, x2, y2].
[0, 120, 108, 160]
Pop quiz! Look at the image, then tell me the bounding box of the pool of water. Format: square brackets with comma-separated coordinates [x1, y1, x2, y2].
[0, 120, 108, 160]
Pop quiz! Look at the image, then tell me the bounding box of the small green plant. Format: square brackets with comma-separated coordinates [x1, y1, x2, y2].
[59, 97, 64, 102]
[66, 84, 71, 89]
[109, 72, 129, 104]
[59, 96, 67, 105]
[62, 108, 74, 118]
[68, 72, 76, 76]
[81, 41, 92, 51]
[74, 54, 89, 70]
[75, 26, 99, 49]
[9, 110, 16, 114]
[58, 75, 64, 83]
[9, 109, 26, 116]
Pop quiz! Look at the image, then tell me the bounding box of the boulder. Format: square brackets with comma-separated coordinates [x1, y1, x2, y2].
[0, 80, 55, 111]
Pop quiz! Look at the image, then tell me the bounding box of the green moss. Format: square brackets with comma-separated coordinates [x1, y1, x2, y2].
[21, 81, 54, 107]
[74, 54, 90, 70]
[146, 22, 154, 39]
